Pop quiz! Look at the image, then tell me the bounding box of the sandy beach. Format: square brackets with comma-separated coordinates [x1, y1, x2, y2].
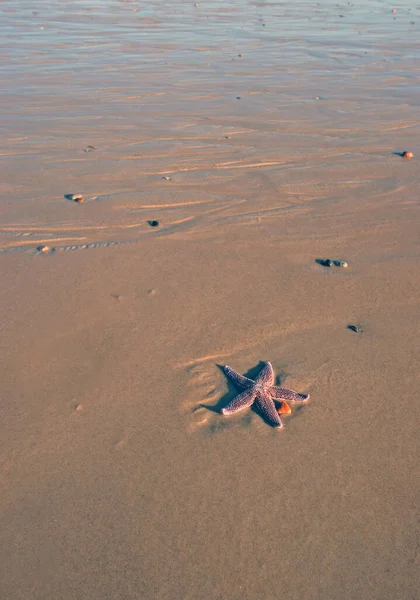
[1, 1, 420, 598]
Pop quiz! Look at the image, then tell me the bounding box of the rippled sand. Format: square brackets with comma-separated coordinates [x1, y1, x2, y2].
[1, 1, 419, 599]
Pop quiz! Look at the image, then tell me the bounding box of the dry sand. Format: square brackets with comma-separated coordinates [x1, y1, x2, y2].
[1, 1, 419, 598]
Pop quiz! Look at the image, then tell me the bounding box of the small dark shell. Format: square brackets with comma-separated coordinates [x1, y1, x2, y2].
[148, 220, 159, 227]
[333, 260, 348, 268]
[348, 324, 360, 333]
[320, 258, 333, 267]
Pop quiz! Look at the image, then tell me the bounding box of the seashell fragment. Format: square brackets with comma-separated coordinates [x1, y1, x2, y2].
[37, 245, 50, 254]
[320, 258, 333, 267]
[402, 151, 413, 159]
[348, 324, 361, 333]
[277, 401, 292, 415]
[65, 193, 84, 203]
[333, 260, 348, 268]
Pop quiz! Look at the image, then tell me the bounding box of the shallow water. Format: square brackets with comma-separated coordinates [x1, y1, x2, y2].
[1, 0, 419, 252]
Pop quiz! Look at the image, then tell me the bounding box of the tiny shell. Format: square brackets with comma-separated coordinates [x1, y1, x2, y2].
[333, 260, 348, 268]
[277, 401, 292, 415]
[321, 258, 333, 267]
[148, 220, 159, 227]
[37, 245, 50, 254]
[348, 324, 360, 333]
[402, 151, 413, 159]
[65, 193, 84, 202]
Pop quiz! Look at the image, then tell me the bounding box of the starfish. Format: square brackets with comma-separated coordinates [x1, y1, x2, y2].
[221, 361, 309, 429]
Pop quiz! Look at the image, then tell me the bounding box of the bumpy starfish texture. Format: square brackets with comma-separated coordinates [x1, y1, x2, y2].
[221, 362, 309, 428]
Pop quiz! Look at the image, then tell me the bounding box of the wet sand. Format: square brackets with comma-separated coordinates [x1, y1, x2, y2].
[1, 1, 420, 599]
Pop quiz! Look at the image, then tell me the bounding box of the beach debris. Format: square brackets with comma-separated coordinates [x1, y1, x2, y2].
[225, 135, 231, 139]
[392, 8, 396, 13]
[221, 361, 309, 429]
[236, 96, 241, 99]
[162, 176, 171, 180]
[148, 220, 159, 227]
[37, 245, 51, 254]
[238, 53, 243, 57]
[84, 145, 96, 152]
[65, 193, 84, 203]
[277, 401, 292, 415]
[74, 403, 83, 412]
[194, 2, 199, 6]
[318, 258, 333, 267]
[333, 260, 348, 268]
[402, 151, 413, 159]
[348, 324, 361, 333]
[317, 258, 348, 268]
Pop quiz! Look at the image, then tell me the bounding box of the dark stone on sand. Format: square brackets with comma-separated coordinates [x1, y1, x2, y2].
[316, 258, 333, 267]
[148, 220, 159, 227]
[333, 260, 348, 268]
[348, 324, 360, 333]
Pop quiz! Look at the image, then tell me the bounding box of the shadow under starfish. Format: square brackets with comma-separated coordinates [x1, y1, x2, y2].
[221, 361, 309, 429]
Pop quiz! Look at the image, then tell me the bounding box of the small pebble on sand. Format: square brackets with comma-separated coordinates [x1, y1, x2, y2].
[75, 404, 83, 412]
[392, 8, 396, 13]
[65, 193, 84, 203]
[333, 260, 348, 268]
[148, 220, 159, 227]
[84, 145, 96, 152]
[348, 324, 361, 333]
[162, 176, 171, 180]
[320, 258, 333, 267]
[238, 53, 243, 57]
[402, 151, 413, 159]
[37, 245, 50, 254]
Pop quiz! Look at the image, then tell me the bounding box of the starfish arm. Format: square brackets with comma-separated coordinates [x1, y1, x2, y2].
[255, 390, 283, 428]
[268, 386, 310, 402]
[223, 365, 254, 389]
[254, 361, 275, 386]
[221, 388, 256, 415]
